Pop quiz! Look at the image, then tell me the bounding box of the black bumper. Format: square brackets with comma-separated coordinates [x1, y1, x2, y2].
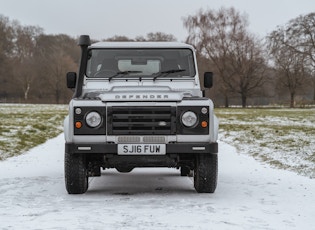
[65, 142, 218, 155]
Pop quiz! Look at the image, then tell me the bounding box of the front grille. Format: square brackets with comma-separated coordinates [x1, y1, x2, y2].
[107, 106, 176, 135]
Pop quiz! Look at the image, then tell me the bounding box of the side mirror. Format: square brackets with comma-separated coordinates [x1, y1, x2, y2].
[204, 72, 213, 89]
[66, 72, 77, 89]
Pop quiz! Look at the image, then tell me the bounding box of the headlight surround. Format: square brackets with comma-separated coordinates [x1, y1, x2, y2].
[181, 111, 198, 127]
[85, 111, 102, 128]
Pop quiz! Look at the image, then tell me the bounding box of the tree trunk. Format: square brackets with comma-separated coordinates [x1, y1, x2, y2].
[290, 92, 295, 108]
[24, 83, 30, 101]
[241, 94, 247, 108]
[224, 95, 229, 108]
[55, 90, 60, 104]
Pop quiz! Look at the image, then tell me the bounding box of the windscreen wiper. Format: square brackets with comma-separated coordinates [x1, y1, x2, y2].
[108, 71, 142, 81]
[153, 69, 185, 81]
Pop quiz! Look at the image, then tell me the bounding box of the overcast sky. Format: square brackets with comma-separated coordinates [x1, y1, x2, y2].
[1, 0, 313, 41]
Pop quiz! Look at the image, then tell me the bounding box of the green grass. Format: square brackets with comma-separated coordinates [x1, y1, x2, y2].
[0, 104, 68, 160]
[216, 108, 315, 178]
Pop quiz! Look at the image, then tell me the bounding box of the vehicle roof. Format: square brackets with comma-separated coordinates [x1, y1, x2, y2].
[90, 42, 195, 49]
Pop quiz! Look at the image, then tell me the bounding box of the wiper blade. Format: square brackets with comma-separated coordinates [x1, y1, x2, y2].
[153, 69, 185, 81]
[108, 71, 142, 81]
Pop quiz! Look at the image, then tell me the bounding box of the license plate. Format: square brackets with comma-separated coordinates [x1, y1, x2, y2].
[118, 144, 166, 155]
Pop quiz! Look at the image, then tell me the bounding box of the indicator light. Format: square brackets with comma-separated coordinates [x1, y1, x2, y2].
[75, 121, 82, 129]
[201, 121, 208, 128]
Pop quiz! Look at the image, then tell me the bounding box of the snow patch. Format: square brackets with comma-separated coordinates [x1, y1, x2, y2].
[0, 134, 314, 229]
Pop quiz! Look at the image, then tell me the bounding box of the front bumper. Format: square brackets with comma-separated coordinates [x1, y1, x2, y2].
[65, 142, 218, 155]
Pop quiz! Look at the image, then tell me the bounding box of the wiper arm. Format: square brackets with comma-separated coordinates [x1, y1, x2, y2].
[153, 69, 185, 81]
[108, 71, 142, 81]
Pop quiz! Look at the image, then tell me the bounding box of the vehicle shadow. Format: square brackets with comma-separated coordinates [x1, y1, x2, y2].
[86, 168, 196, 195]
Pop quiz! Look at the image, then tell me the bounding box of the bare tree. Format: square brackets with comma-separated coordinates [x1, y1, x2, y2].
[0, 15, 14, 100]
[47, 50, 77, 103]
[226, 34, 267, 107]
[142, 32, 177, 41]
[0, 15, 80, 103]
[0, 15, 14, 57]
[35, 35, 77, 103]
[268, 13, 315, 102]
[183, 7, 267, 107]
[104, 35, 134, 42]
[268, 36, 307, 107]
[104, 32, 177, 42]
[11, 23, 43, 101]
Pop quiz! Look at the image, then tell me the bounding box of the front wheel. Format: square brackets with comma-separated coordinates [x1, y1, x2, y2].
[194, 154, 218, 193]
[65, 152, 88, 194]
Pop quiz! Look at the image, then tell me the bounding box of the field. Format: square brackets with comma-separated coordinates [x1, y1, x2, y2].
[0, 104, 68, 160]
[0, 104, 314, 178]
[216, 108, 315, 178]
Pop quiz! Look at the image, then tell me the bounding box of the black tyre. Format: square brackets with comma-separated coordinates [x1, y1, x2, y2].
[194, 153, 218, 193]
[65, 152, 88, 194]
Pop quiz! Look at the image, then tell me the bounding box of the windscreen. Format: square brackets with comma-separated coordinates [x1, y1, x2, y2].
[86, 48, 196, 79]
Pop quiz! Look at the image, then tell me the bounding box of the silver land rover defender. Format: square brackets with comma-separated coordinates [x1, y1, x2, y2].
[64, 35, 219, 194]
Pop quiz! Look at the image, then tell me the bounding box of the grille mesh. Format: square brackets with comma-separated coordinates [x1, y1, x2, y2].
[108, 106, 176, 135]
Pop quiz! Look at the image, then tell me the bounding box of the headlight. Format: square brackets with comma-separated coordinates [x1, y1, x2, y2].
[85, 111, 102, 127]
[181, 111, 198, 127]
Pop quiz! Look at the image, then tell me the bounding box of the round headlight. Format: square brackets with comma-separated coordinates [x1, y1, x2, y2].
[85, 111, 102, 127]
[181, 111, 198, 127]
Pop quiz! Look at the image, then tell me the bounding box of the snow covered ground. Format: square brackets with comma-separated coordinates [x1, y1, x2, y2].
[0, 134, 314, 230]
[217, 108, 315, 178]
